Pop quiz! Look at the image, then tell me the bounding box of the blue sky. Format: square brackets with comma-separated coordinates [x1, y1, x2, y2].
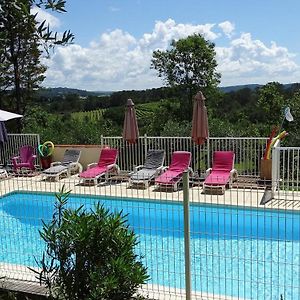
[36, 0, 300, 91]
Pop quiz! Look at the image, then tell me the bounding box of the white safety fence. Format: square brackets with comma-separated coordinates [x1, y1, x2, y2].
[101, 136, 268, 177]
[272, 146, 300, 200]
[0, 167, 299, 299]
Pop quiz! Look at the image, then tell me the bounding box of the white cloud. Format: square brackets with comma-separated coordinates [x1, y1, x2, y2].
[31, 6, 61, 29]
[43, 29, 158, 91]
[42, 19, 300, 91]
[43, 19, 219, 91]
[217, 33, 298, 86]
[139, 19, 218, 50]
[218, 21, 235, 38]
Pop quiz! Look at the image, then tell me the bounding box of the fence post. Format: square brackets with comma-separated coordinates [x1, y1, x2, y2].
[207, 138, 210, 170]
[144, 134, 147, 159]
[100, 135, 103, 147]
[183, 171, 191, 300]
[271, 141, 280, 196]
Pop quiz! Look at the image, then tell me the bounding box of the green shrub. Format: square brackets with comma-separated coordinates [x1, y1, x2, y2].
[33, 187, 149, 300]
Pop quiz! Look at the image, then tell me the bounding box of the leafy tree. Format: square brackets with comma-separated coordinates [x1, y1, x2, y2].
[102, 106, 124, 134]
[21, 82, 300, 145]
[0, 0, 73, 131]
[283, 90, 300, 145]
[160, 120, 191, 136]
[146, 99, 181, 135]
[151, 34, 220, 117]
[257, 82, 285, 127]
[33, 187, 149, 300]
[0, 0, 45, 125]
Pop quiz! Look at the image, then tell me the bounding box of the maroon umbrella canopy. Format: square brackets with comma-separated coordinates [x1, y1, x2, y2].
[191, 91, 209, 145]
[122, 99, 139, 144]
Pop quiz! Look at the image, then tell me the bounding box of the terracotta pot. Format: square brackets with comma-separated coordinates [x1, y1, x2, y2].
[260, 159, 272, 180]
[40, 156, 52, 169]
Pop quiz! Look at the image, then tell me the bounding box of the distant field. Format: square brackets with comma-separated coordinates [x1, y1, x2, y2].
[71, 109, 106, 121]
[136, 102, 157, 119]
[71, 102, 158, 122]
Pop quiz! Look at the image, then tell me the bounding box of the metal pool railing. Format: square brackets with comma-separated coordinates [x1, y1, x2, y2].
[101, 135, 268, 176]
[0, 170, 300, 299]
[273, 146, 300, 198]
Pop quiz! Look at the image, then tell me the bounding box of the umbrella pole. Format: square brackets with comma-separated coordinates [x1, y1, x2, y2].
[0, 146, 4, 166]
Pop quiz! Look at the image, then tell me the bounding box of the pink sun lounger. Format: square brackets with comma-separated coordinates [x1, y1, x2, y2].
[203, 151, 237, 194]
[79, 148, 119, 185]
[155, 151, 192, 191]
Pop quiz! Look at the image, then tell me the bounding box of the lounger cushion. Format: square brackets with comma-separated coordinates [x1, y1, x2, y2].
[143, 150, 165, 169]
[204, 171, 230, 186]
[131, 169, 157, 181]
[168, 152, 191, 172]
[130, 150, 165, 184]
[79, 148, 118, 182]
[43, 165, 68, 175]
[212, 151, 234, 172]
[203, 151, 235, 189]
[155, 151, 191, 185]
[79, 166, 107, 179]
[155, 170, 183, 184]
[98, 149, 118, 167]
[62, 149, 81, 164]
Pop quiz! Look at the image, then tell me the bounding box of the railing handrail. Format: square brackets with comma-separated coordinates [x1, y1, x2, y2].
[274, 146, 300, 150]
[7, 133, 40, 136]
[102, 135, 268, 140]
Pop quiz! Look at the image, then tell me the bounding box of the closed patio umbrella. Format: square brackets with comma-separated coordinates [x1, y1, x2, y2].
[0, 110, 23, 144]
[0, 109, 23, 121]
[0, 109, 23, 165]
[191, 91, 209, 145]
[122, 99, 139, 144]
[0, 122, 8, 144]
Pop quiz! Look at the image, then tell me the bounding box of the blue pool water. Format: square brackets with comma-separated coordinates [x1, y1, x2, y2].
[0, 192, 300, 300]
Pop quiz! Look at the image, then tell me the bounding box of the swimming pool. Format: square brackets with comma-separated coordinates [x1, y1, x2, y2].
[0, 191, 299, 299]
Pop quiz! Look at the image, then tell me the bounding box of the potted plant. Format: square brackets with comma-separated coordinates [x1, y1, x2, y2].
[38, 141, 54, 169]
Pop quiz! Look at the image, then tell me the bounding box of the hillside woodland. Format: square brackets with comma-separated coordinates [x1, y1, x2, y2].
[2, 82, 299, 146]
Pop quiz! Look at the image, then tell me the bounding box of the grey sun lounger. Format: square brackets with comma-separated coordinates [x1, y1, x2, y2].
[42, 149, 82, 181]
[129, 149, 165, 188]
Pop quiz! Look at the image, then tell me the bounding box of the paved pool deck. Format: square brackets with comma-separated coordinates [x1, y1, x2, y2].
[0, 173, 299, 210]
